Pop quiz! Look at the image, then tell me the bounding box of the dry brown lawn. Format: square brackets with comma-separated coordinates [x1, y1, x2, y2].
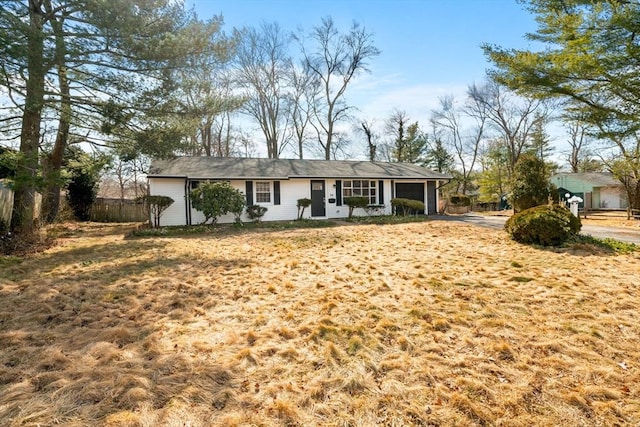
[1, 220, 639, 426]
[482, 209, 640, 230]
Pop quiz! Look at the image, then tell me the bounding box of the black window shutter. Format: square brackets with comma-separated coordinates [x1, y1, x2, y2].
[273, 181, 281, 205]
[336, 180, 342, 206]
[246, 181, 253, 206]
[378, 180, 384, 205]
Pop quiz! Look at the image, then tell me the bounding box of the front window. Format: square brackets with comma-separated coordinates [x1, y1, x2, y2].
[343, 180, 377, 204]
[255, 181, 271, 203]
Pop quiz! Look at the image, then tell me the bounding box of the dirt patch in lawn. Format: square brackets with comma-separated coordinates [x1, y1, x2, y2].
[1, 221, 639, 426]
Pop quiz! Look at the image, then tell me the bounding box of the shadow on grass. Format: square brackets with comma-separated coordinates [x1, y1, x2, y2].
[507, 234, 638, 257]
[0, 225, 255, 425]
[128, 215, 434, 240]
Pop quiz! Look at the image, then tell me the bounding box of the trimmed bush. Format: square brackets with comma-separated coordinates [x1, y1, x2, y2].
[505, 204, 581, 246]
[296, 198, 312, 219]
[449, 194, 471, 206]
[190, 181, 246, 225]
[142, 195, 174, 227]
[343, 196, 369, 218]
[391, 198, 425, 216]
[246, 204, 268, 222]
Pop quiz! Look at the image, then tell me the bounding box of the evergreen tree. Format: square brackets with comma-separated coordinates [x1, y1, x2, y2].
[511, 153, 555, 213]
[0, 0, 229, 234]
[424, 137, 454, 173]
[484, 0, 640, 213]
[527, 114, 554, 163]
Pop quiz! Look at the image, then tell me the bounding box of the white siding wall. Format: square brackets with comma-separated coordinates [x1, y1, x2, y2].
[190, 179, 315, 224]
[270, 179, 312, 220]
[327, 179, 393, 218]
[150, 177, 433, 225]
[325, 179, 342, 218]
[148, 178, 187, 226]
[200, 178, 395, 223]
[382, 180, 392, 215]
[600, 187, 626, 209]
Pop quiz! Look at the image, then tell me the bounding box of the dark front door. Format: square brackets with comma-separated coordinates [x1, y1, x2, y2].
[427, 181, 437, 214]
[311, 180, 326, 217]
[395, 182, 425, 214]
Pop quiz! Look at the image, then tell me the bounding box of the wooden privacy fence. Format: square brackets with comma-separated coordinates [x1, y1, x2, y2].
[0, 180, 13, 229]
[0, 180, 42, 230]
[90, 198, 148, 223]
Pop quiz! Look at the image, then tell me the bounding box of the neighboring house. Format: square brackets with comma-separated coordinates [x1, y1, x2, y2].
[550, 172, 627, 210]
[147, 157, 451, 226]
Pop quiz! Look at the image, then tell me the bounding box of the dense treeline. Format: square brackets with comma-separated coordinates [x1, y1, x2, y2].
[2, 0, 639, 237]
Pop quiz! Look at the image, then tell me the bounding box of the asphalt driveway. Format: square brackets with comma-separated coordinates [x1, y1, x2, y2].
[435, 214, 640, 245]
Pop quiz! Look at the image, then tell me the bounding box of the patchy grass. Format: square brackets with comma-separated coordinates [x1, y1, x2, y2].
[1, 221, 639, 426]
[345, 214, 432, 225]
[568, 234, 638, 254]
[131, 218, 338, 238]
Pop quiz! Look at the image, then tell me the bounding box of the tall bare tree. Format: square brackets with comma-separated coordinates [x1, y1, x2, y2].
[566, 121, 589, 173]
[288, 63, 319, 159]
[299, 17, 380, 160]
[177, 66, 245, 157]
[359, 119, 377, 161]
[431, 94, 486, 194]
[467, 81, 546, 174]
[236, 22, 292, 159]
[385, 109, 408, 161]
[561, 110, 596, 173]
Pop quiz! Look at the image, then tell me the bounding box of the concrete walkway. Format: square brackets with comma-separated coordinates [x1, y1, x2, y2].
[435, 213, 640, 245]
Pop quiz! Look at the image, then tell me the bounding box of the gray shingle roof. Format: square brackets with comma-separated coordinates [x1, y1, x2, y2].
[148, 157, 452, 180]
[551, 172, 621, 187]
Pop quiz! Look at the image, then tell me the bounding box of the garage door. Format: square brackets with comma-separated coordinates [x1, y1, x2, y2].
[395, 183, 425, 215]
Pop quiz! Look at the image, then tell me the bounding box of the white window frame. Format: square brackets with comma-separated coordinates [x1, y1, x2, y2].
[342, 180, 377, 204]
[255, 181, 272, 204]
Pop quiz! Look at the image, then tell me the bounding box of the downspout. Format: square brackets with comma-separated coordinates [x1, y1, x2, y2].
[435, 178, 451, 192]
[185, 179, 190, 225]
[390, 180, 395, 215]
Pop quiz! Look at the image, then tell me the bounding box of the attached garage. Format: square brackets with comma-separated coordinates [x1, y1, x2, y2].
[395, 183, 425, 214]
[394, 181, 438, 215]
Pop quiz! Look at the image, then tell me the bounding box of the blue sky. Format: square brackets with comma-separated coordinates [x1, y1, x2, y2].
[188, 0, 541, 157]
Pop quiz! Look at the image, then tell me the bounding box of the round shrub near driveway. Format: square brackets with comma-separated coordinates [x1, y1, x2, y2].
[505, 204, 581, 246]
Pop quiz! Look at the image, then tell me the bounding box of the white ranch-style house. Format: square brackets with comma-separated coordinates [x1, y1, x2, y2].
[147, 157, 451, 226]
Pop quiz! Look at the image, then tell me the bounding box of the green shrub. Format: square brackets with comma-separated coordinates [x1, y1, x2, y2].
[505, 204, 581, 246]
[296, 198, 312, 219]
[190, 181, 246, 225]
[343, 196, 369, 218]
[449, 194, 471, 206]
[511, 153, 555, 212]
[246, 204, 268, 222]
[66, 167, 98, 221]
[391, 198, 425, 216]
